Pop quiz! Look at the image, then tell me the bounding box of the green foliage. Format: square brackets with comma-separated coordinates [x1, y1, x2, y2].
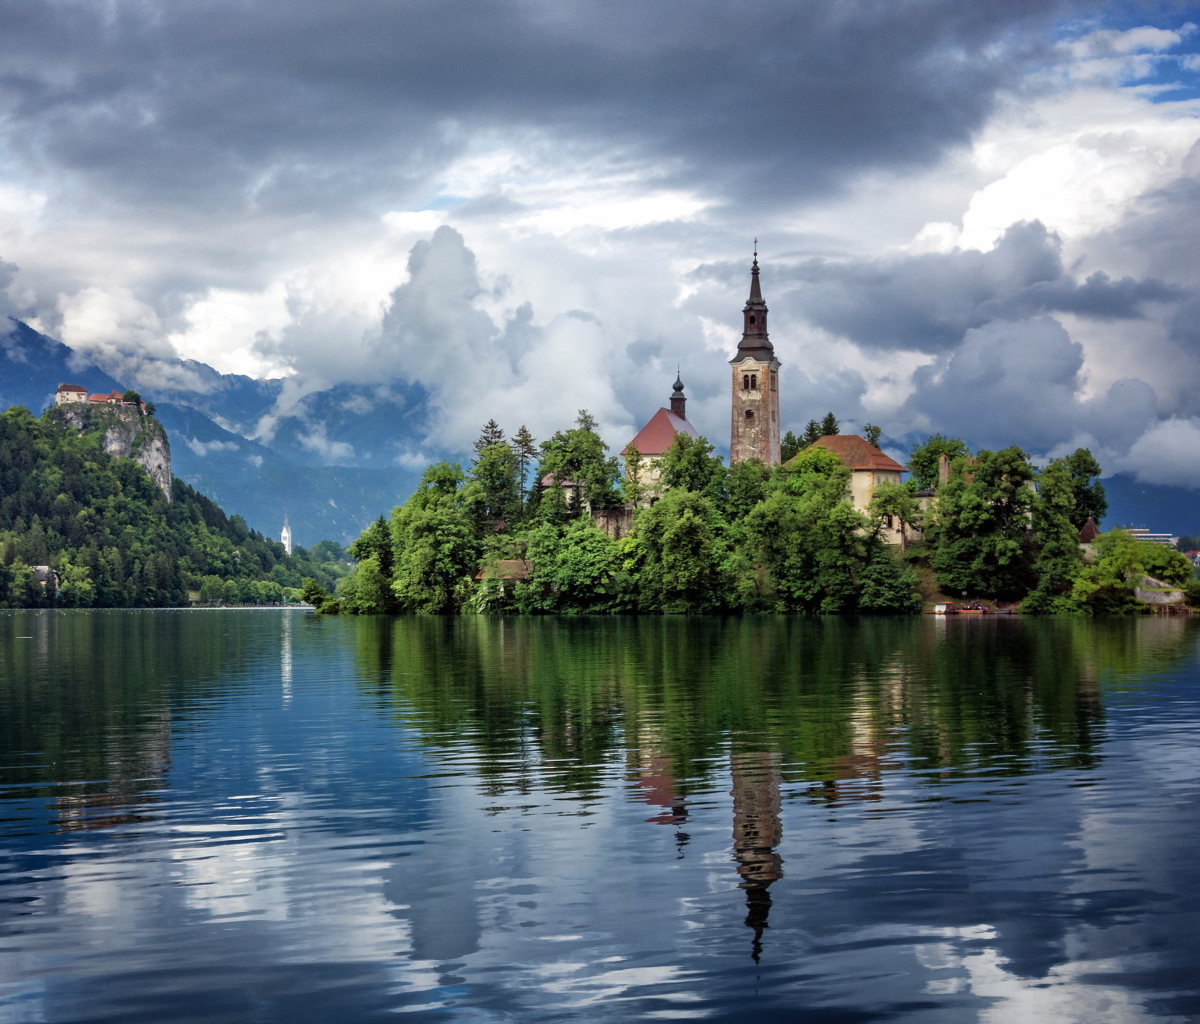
[819, 412, 839, 437]
[780, 430, 802, 463]
[726, 458, 770, 521]
[868, 481, 922, 538]
[1022, 460, 1084, 613]
[857, 544, 923, 614]
[302, 576, 340, 613]
[517, 519, 630, 614]
[470, 441, 522, 527]
[622, 444, 647, 510]
[512, 425, 538, 505]
[538, 410, 622, 513]
[0, 404, 340, 608]
[1057, 448, 1107, 528]
[863, 423, 882, 447]
[745, 465, 872, 612]
[473, 418, 505, 455]
[390, 462, 480, 614]
[626, 489, 734, 613]
[122, 390, 141, 406]
[776, 444, 844, 481]
[907, 434, 971, 491]
[802, 419, 824, 446]
[926, 447, 1035, 600]
[1056, 530, 1161, 614]
[659, 433, 726, 502]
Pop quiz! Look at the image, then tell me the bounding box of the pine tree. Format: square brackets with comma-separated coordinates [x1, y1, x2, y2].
[473, 419, 506, 456]
[819, 412, 839, 437]
[780, 430, 802, 462]
[513, 425, 538, 507]
[802, 419, 823, 446]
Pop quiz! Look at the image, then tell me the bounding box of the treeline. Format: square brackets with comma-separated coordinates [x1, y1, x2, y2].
[316, 412, 921, 615]
[0, 405, 348, 607]
[314, 413, 1198, 617]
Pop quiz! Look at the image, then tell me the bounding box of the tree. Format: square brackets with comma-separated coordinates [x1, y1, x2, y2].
[726, 458, 770, 520]
[907, 434, 970, 491]
[857, 545, 922, 614]
[801, 419, 823, 447]
[819, 412, 839, 437]
[1021, 460, 1084, 613]
[867, 480, 922, 549]
[659, 433, 726, 502]
[863, 424, 882, 447]
[391, 462, 480, 614]
[622, 444, 648, 510]
[122, 390, 142, 406]
[538, 410, 622, 513]
[781, 430, 802, 463]
[627, 489, 733, 613]
[347, 515, 398, 613]
[748, 449, 869, 612]
[473, 419, 505, 456]
[512, 425, 538, 508]
[518, 518, 630, 614]
[1057, 448, 1107, 528]
[470, 441, 522, 528]
[926, 447, 1035, 600]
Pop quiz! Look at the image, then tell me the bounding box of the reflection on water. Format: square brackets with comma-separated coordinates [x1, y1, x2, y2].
[0, 611, 1198, 1022]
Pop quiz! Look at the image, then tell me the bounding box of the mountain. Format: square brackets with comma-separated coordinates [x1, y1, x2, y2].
[0, 320, 422, 545]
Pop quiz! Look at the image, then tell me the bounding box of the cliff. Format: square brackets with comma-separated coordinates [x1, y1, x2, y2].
[54, 404, 173, 501]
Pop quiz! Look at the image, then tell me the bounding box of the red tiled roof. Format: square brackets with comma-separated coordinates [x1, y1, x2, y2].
[56, 383, 87, 392]
[808, 435, 905, 473]
[1078, 518, 1100, 543]
[621, 408, 699, 457]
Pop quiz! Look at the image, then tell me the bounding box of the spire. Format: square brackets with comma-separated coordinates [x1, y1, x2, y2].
[670, 370, 687, 418]
[733, 246, 774, 361]
[748, 240, 763, 304]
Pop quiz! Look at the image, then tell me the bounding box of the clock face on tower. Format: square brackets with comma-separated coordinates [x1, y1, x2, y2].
[730, 254, 781, 466]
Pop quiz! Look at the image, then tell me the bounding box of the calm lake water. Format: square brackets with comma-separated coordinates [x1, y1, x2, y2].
[1, 611, 1199, 1023]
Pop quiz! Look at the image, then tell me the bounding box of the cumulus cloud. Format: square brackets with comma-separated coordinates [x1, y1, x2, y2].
[1, 1, 1200, 490]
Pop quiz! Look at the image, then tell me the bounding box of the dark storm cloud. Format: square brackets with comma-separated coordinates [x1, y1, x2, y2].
[694, 222, 1183, 353]
[0, 0, 1090, 216]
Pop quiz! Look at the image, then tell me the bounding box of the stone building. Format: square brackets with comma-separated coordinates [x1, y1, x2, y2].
[54, 383, 87, 405]
[620, 373, 699, 504]
[729, 252, 781, 467]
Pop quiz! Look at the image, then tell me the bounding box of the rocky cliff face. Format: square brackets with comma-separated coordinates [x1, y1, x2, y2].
[56, 405, 173, 501]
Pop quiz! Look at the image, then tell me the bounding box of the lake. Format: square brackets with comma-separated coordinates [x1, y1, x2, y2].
[1, 610, 1198, 1022]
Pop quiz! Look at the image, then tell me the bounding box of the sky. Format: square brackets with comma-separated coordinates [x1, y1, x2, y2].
[2, 0, 1200, 484]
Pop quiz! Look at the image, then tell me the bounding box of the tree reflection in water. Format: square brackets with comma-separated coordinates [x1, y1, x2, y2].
[348, 615, 1196, 961]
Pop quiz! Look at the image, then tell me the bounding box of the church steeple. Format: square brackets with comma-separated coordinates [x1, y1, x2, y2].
[729, 244, 782, 467]
[670, 370, 687, 418]
[736, 245, 774, 360]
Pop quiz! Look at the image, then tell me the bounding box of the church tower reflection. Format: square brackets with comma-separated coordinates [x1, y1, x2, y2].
[730, 751, 784, 963]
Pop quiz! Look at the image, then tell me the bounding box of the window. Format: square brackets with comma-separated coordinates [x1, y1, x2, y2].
[742, 374, 750, 390]
[750, 374, 758, 390]
[745, 409, 754, 420]
[771, 371, 777, 391]
[749, 315, 756, 325]
[885, 515, 894, 529]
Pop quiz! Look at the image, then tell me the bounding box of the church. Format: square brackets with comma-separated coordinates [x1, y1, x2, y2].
[622, 252, 907, 537]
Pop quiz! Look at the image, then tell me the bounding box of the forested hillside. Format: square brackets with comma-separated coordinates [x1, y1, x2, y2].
[0, 405, 347, 607]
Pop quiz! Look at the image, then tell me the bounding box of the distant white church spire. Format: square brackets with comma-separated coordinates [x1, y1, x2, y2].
[281, 507, 293, 556]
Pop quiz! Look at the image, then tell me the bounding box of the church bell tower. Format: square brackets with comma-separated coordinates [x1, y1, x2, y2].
[730, 249, 781, 465]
